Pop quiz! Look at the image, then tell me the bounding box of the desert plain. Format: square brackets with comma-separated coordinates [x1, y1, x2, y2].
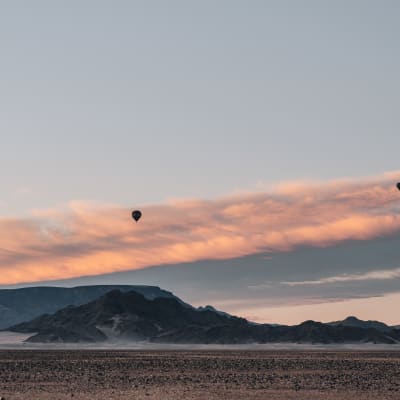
[0, 349, 399, 399]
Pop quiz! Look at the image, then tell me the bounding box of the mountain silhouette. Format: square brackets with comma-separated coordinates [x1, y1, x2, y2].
[0, 285, 181, 329]
[9, 289, 400, 344]
[328, 316, 392, 332]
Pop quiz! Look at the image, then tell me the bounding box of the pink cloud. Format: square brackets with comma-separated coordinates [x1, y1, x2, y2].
[0, 172, 400, 285]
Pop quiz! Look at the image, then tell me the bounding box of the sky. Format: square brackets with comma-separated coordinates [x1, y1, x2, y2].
[1, 1, 400, 324]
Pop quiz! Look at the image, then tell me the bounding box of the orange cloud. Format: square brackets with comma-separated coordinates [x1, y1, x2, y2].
[1, 172, 400, 285]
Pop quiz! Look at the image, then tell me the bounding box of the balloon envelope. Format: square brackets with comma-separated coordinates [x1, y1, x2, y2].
[132, 210, 142, 222]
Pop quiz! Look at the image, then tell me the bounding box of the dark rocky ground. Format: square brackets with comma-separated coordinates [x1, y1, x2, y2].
[0, 350, 400, 399]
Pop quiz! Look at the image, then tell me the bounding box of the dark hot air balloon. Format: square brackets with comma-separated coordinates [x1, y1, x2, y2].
[132, 210, 142, 222]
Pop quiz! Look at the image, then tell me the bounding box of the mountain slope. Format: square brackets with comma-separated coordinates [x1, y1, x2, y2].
[328, 316, 392, 332]
[9, 290, 400, 344]
[10, 289, 249, 343]
[0, 285, 181, 329]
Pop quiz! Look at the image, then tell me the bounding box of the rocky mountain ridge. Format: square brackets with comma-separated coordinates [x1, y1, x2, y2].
[0, 285, 180, 329]
[8, 289, 400, 344]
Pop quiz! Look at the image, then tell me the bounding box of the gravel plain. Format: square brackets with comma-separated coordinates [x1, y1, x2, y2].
[0, 350, 400, 399]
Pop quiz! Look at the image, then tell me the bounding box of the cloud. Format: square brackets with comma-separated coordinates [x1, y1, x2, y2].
[0, 171, 400, 285]
[15, 186, 32, 196]
[280, 268, 400, 286]
[227, 292, 400, 326]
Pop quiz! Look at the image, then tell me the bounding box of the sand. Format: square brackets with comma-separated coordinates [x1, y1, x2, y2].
[0, 350, 399, 399]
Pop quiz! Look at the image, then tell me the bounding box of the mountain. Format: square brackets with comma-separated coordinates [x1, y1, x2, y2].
[0, 285, 181, 329]
[9, 289, 249, 343]
[197, 305, 234, 318]
[328, 316, 392, 332]
[9, 289, 400, 344]
[275, 320, 399, 344]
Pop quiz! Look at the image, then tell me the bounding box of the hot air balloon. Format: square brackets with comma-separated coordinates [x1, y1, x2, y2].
[132, 210, 142, 222]
[397, 183, 400, 191]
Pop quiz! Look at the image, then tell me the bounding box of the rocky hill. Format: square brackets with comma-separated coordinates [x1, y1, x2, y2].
[9, 289, 400, 344]
[10, 289, 248, 343]
[0, 285, 180, 329]
[328, 316, 392, 332]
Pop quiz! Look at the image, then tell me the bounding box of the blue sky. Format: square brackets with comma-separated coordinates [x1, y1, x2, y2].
[1, 1, 400, 215]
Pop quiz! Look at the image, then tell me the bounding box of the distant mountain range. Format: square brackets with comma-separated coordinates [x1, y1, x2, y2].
[0, 285, 180, 329]
[328, 316, 393, 332]
[5, 287, 400, 344]
[10, 289, 248, 343]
